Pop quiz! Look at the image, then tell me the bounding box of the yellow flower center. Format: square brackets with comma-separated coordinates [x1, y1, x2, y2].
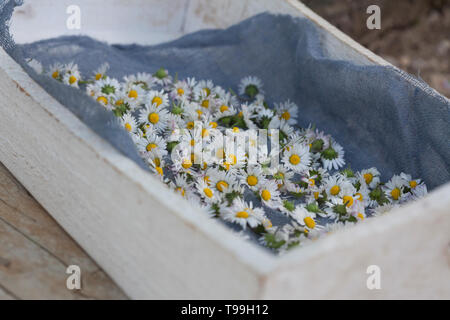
[238, 111, 243, 117]
[314, 191, 320, 199]
[196, 109, 203, 118]
[146, 143, 157, 151]
[409, 180, 417, 188]
[356, 192, 363, 201]
[52, 71, 59, 79]
[69, 75, 77, 84]
[343, 195, 354, 207]
[364, 173, 373, 184]
[247, 175, 258, 186]
[391, 188, 400, 200]
[210, 121, 218, 128]
[115, 99, 124, 106]
[216, 181, 228, 192]
[190, 139, 195, 147]
[330, 185, 340, 196]
[125, 123, 132, 132]
[176, 187, 185, 197]
[202, 128, 209, 138]
[201, 99, 209, 108]
[177, 88, 184, 96]
[236, 211, 249, 219]
[220, 105, 229, 113]
[289, 154, 300, 165]
[187, 121, 194, 129]
[304, 216, 316, 229]
[152, 96, 163, 106]
[229, 154, 237, 165]
[232, 127, 240, 133]
[203, 188, 213, 198]
[95, 73, 102, 80]
[128, 90, 138, 99]
[148, 113, 159, 124]
[281, 111, 291, 120]
[96, 96, 108, 105]
[154, 158, 161, 167]
[155, 166, 163, 176]
[357, 213, 365, 220]
[308, 178, 315, 186]
[261, 190, 271, 201]
[182, 159, 192, 169]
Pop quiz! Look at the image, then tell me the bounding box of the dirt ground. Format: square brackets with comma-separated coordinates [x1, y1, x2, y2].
[302, 0, 450, 98]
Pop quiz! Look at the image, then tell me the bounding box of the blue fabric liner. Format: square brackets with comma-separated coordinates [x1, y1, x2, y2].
[2, 1, 449, 192]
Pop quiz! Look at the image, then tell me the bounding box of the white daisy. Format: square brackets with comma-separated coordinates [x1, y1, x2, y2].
[358, 167, 380, 189]
[93, 62, 110, 80]
[383, 175, 407, 202]
[120, 113, 137, 133]
[147, 89, 169, 109]
[321, 140, 345, 171]
[222, 198, 265, 229]
[258, 180, 282, 208]
[282, 143, 311, 173]
[275, 100, 298, 124]
[238, 76, 264, 99]
[138, 103, 169, 133]
[240, 165, 266, 190]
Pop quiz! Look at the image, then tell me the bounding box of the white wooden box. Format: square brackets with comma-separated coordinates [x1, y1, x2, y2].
[1, 0, 449, 299]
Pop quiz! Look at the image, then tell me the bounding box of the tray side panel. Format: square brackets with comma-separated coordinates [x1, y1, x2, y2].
[263, 183, 450, 299]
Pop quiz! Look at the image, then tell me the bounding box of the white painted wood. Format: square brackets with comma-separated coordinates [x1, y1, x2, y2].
[2, 0, 449, 299]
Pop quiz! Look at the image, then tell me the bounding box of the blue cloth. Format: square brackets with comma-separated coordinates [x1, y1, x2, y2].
[2, 1, 449, 190]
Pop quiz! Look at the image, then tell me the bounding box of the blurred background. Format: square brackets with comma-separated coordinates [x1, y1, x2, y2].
[303, 0, 450, 98]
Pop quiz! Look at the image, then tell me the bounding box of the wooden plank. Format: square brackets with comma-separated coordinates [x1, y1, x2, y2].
[0, 162, 127, 300]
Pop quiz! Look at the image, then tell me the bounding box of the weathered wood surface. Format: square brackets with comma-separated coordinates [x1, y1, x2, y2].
[1, 0, 449, 299]
[0, 162, 127, 300]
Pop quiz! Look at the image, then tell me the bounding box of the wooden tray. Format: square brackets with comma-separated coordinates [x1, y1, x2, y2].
[1, 0, 449, 299]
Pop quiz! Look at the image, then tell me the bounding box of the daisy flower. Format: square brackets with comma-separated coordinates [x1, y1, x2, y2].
[400, 172, 423, 190]
[240, 165, 266, 190]
[138, 103, 169, 133]
[209, 169, 237, 194]
[170, 80, 191, 101]
[62, 62, 81, 87]
[196, 179, 219, 203]
[120, 113, 137, 133]
[383, 175, 407, 202]
[282, 143, 311, 173]
[136, 132, 168, 157]
[358, 167, 380, 189]
[321, 140, 345, 171]
[124, 84, 146, 105]
[258, 180, 282, 209]
[292, 206, 318, 230]
[170, 174, 194, 199]
[93, 62, 109, 80]
[323, 174, 354, 200]
[123, 72, 155, 90]
[275, 100, 298, 124]
[147, 89, 169, 109]
[47, 62, 64, 80]
[222, 198, 265, 229]
[238, 76, 264, 99]
[195, 79, 215, 98]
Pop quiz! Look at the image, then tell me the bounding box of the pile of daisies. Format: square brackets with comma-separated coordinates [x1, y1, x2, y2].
[29, 59, 428, 253]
